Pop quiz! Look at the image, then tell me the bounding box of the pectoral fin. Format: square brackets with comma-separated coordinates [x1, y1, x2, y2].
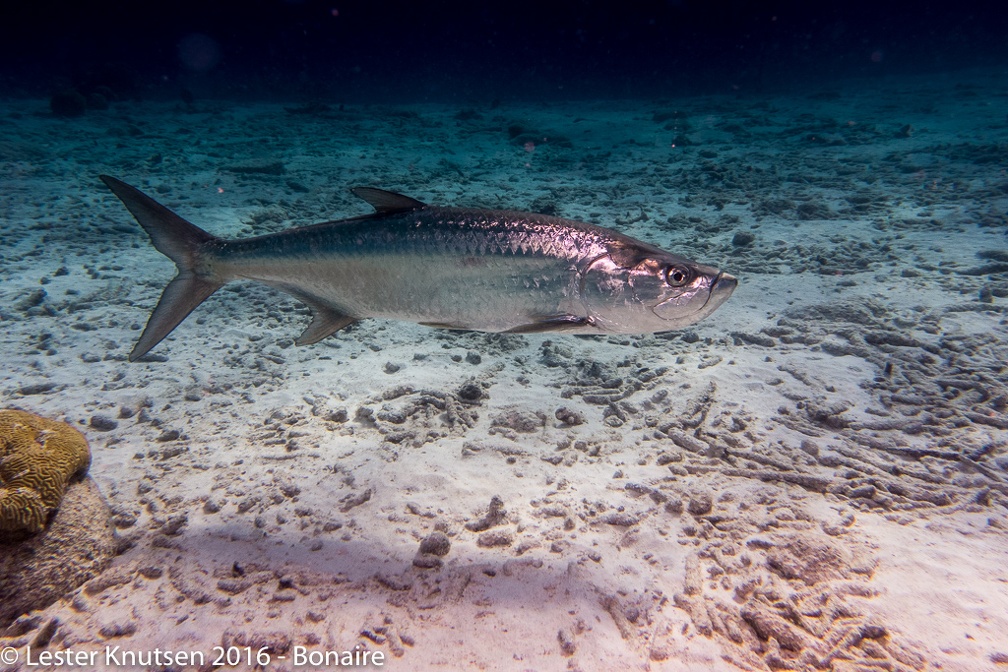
[505, 314, 595, 334]
[419, 321, 469, 330]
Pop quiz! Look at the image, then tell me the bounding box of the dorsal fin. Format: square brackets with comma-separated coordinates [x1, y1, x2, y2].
[350, 187, 426, 214]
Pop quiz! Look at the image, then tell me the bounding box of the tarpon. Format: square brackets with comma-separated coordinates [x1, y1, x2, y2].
[100, 175, 737, 361]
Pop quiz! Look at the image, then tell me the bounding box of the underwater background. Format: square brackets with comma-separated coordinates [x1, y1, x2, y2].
[1, 1, 1007, 670]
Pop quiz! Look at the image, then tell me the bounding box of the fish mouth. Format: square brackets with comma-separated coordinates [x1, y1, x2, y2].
[705, 271, 737, 309]
[686, 270, 737, 320]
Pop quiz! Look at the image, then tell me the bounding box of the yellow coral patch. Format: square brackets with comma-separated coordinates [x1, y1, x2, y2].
[0, 409, 91, 534]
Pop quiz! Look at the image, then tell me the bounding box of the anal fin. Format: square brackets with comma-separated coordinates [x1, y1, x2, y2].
[283, 288, 357, 345]
[297, 308, 357, 345]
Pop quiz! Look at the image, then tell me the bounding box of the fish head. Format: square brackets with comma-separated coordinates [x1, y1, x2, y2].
[581, 244, 737, 333]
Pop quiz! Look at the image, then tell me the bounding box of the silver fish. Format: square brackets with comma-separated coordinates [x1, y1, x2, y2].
[100, 175, 737, 361]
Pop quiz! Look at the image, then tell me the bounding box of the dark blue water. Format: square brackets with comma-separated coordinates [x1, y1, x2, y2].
[2, 1, 1006, 104]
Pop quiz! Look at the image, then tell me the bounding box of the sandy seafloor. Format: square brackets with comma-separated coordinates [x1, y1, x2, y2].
[1, 68, 1007, 671]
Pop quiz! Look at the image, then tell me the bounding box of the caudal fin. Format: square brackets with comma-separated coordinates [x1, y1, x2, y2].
[99, 175, 224, 361]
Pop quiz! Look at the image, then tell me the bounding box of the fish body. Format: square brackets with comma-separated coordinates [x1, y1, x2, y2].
[100, 176, 737, 361]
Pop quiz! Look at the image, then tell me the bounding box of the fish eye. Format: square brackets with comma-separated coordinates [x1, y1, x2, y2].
[664, 265, 690, 287]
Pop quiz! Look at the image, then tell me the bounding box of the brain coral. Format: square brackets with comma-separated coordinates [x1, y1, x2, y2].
[0, 409, 91, 534]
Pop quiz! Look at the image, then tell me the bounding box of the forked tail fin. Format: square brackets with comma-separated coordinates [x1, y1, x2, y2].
[99, 175, 224, 361]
